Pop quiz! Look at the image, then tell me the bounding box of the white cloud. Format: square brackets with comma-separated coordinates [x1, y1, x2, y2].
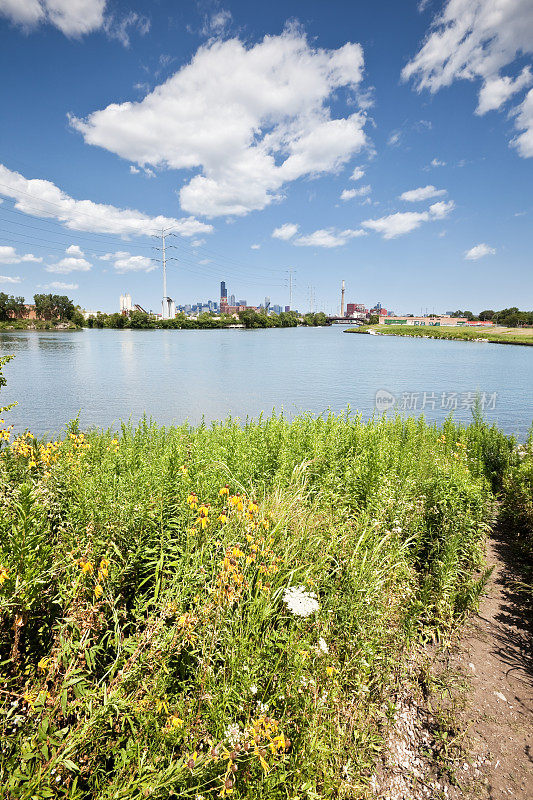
[403, 0, 533, 157]
[0, 245, 42, 264]
[512, 87, 533, 156]
[272, 222, 299, 241]
[400, 184, 447, 202]
[0, 164, 212, 238]
[66, 244, 84, 256]
[45, 244, 91, 274]
[129, 165, 140, 174]
[100, 251, 156, 273]
[293, 228, 366, 248]
[430, 157, 446, 167]
[201, 8, 232, 37]
[464, 242, 496, 260]
[429, 199, 454, 218]
[0, 274, 21, 284]
[103, 11, 150, 47]
[70, 28, 369, 217]
[388, 130, 402, 147]
[350, 166, 365, 180]
[476, 67, 533, 114]
[0, 1, 149, 45]
[362, 200, 454, 238]
[340, 184, 371, 201]
[45, 281, 79, 290]
[0, 0, 106, 36]
[251, 243, 261, 249]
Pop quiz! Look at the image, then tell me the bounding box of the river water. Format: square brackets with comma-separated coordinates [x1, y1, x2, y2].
[0, 327, 531, 439]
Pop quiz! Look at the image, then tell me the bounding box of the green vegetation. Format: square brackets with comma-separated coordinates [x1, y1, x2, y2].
[453, 307, 533, 327]
[87, 310, 329, 330]
[348, 324, 533, 346]
[2, 340, 530, 799]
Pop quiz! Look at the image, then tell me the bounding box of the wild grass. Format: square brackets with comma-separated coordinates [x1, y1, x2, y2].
[0, 402, 518, 800]
[348, 324, 533, 346]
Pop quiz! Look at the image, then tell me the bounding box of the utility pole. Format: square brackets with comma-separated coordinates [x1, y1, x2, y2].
[341, 279, 345, 317]
[162, 228, 167, 306]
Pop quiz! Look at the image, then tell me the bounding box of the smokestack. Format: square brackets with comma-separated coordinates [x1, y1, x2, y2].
[341, 280, 345, 317]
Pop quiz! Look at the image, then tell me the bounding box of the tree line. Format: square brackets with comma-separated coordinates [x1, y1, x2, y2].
[86, 309, 329, 329]
[450, 308, 533, 327]
[0, 292, 84, 324]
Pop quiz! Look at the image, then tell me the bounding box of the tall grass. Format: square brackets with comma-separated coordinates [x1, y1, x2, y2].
[0, 406, 512, 799]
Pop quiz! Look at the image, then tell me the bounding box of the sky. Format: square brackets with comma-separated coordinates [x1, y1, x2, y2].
[0, 0, 531, 315]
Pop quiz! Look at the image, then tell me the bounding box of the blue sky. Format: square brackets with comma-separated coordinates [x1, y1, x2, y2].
[0, 0, 531, 314]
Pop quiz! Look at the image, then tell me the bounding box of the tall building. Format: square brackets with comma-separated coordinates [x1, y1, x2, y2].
[229, 293, 236, 306]
[161, 297, 175, 319]
[220, 281, 227, 301]
[120, 293, 133, 314]
[264, 296, 270, 312]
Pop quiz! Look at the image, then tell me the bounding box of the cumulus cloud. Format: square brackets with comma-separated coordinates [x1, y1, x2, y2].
[0, 164, 212, 238]
[46, 245, 92, 274]
[430, 157, 446, 167]
[340, 184, 371, 201]
[464, 242, 496, 260]
[350, 166, 365, 180]
[0, 0, 106, 37]
[0, 245, 42, 264]
[272, 223, 299, 241]
[0, 274, 21, 284]
[400, 184, 447, 202]
[0, 0, 149, 44]
[403, 0, 533, 157]
[251, 243, 261, 249]
[362, 200, 454, 238]
[70, 28, 369, 217]
[100, 251, 156, 273]
[293, 228, 366, 248]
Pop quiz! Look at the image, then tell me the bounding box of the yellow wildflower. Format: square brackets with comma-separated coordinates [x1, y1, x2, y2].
[94, 584, 103, 599]
[218, 513, 228, 524]
[0, 565, 9, 585]
[80, 560, 94, 574]
[219, 486, 229, 497]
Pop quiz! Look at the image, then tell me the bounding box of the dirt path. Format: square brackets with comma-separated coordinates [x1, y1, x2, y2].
[373, 528, 532, 800]
[448, 530, 533, 798]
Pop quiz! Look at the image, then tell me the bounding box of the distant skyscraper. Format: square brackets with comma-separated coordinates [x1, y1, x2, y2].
[220, 281, 227, 301]
[229, 293, 236, 306]
[264, 296, 270, 312]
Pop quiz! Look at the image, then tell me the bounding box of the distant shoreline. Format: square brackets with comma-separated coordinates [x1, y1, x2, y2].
[346, 324, 533, 347]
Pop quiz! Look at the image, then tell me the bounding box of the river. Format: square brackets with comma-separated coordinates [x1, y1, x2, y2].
[0, 326, 531, 439]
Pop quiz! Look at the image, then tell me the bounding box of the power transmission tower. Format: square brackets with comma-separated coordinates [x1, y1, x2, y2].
[286, 268, 295, 310]
[153, 226, 178, 319]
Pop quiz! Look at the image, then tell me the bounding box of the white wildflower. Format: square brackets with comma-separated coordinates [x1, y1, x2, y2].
[250, 685, 257, 695]
[318, 637, 329, 654]
[225, 723, 241, 747]
[256, 701, 269, 713]
[283, 585, 319, 618]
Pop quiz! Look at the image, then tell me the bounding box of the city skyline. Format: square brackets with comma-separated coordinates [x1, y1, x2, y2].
[0, 1, 531, 314]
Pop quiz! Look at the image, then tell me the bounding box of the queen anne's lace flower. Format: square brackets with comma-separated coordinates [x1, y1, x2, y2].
[283, 585, 319, 617]
[225, 723, 241, 746]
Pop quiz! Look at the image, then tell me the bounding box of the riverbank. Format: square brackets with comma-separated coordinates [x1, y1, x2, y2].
[1, 401, 531, 799]
[346, 324, 533, 346]
[0, 319, 81, 331]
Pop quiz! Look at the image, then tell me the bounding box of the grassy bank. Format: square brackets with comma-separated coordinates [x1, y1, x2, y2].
[347, 324, 533, 346]
[1, 398, 524, 799]
[0, 320, 81, 331]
